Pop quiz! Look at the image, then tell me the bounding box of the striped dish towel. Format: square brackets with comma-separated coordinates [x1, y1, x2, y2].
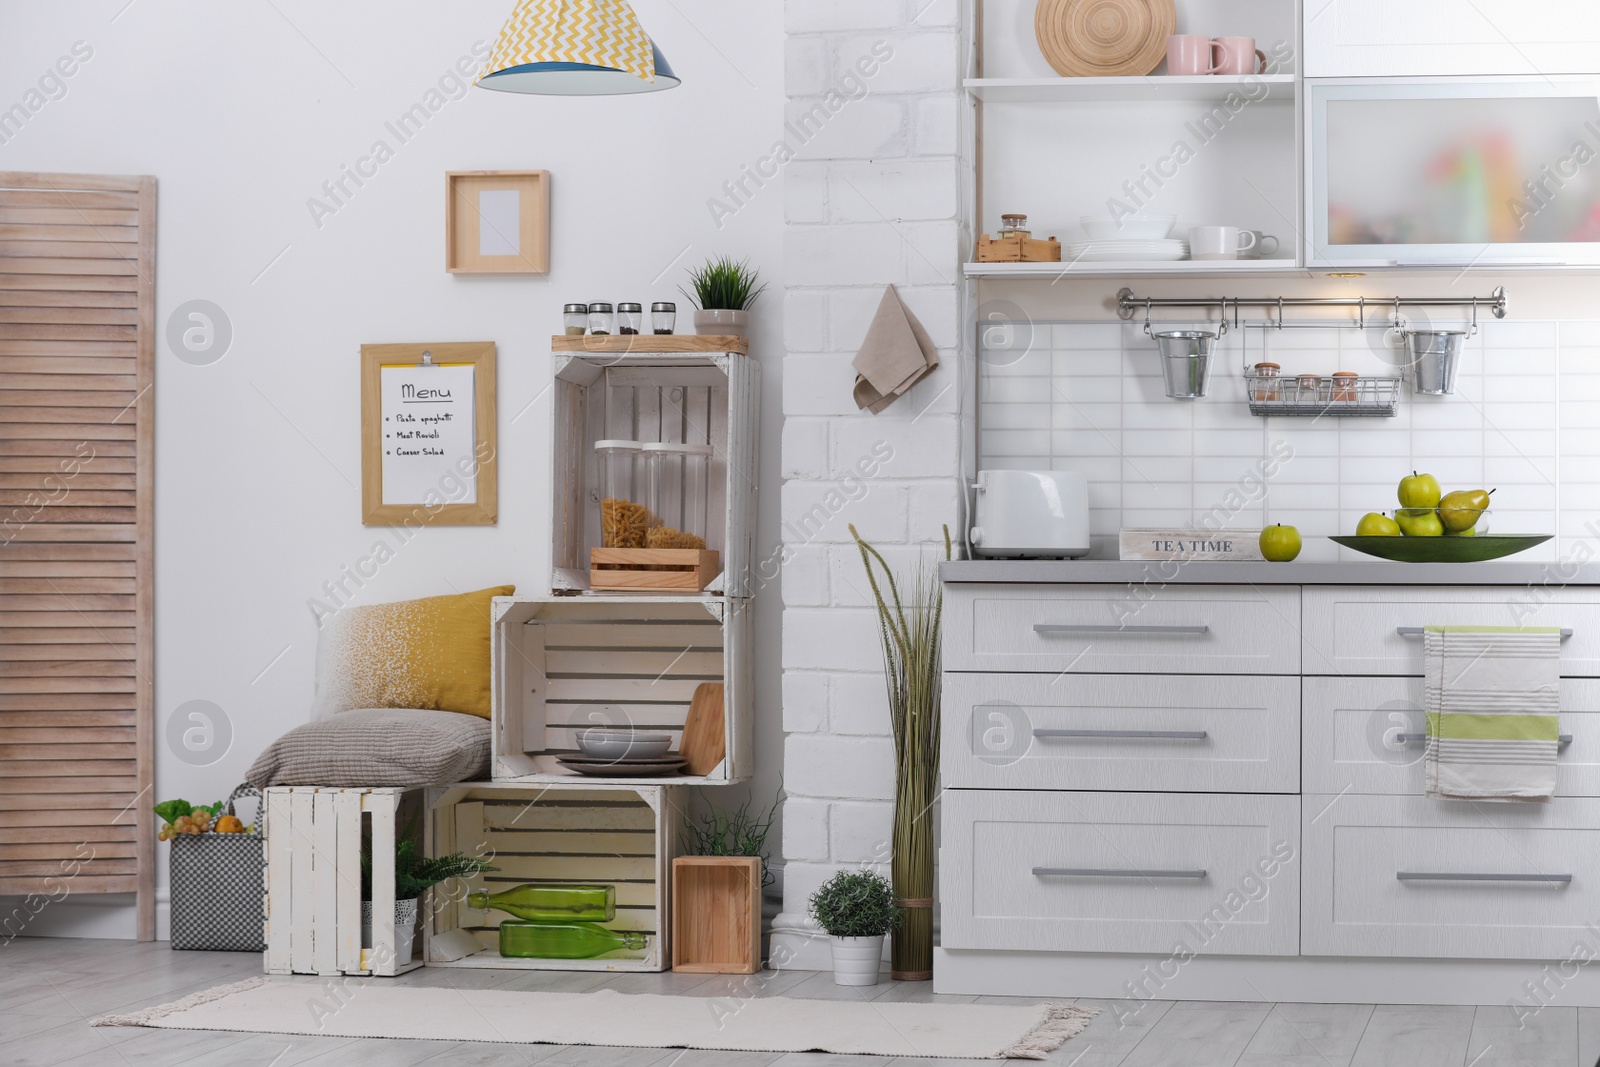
[1424, 626, 1561, 801]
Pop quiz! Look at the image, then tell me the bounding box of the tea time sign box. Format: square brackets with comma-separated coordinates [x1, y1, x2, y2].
[1119, 528, 1264, 561]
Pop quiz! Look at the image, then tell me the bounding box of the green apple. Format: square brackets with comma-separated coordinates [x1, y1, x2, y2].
[1398, 471, 1442, 510]
[1444, 526, 1478, 537]
[1356, 512, 1402, 536]
[1259, 524, 1302, 562]
[1395, 507, 1444, 537]
[1439, 487, 1492, 532]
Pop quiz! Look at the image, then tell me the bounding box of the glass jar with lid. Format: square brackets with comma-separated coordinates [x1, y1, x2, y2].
[594, 440, 654, 548]
[643, 442, 713, 549]
[617, 303, 643, 335]
[998, 213, 1030, 238]
[651, 302, 676, 335]
[588, 302, 615, 335]
[563, 304, 588, 336]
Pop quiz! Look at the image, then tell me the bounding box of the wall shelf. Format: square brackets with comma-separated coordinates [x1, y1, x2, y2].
[965, 74, 1295, 104]
[965, 260, 1305, 279]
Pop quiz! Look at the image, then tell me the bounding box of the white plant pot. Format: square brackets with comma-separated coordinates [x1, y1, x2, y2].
[829, 934, 884, 987]
[694, 308, 749, 338]
[361, 898, 418, 966]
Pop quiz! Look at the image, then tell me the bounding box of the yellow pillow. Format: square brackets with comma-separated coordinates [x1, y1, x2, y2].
[311, 585, 513, 719]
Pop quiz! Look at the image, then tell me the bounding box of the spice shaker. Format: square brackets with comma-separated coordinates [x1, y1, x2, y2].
[587, 302, 614, 335]
[562, 304, 588, 336]
[651, 302, 676, 335]
[617, 303, 643, 335]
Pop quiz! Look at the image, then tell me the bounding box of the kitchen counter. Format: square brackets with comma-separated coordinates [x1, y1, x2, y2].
[940, 559, 1595, 586]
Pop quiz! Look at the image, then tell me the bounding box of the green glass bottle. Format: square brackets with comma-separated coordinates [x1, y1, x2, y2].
[467, 884, 615, 922]
[498, 921, 648, 959]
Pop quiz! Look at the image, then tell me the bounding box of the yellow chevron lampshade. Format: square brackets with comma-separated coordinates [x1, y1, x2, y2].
[478, 0, 680, 95]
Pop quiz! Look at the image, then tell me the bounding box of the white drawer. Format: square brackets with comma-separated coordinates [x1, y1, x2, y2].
[1302, 794, 1600, 959]
[941, 790, 1300, 956]
[944, 673, 1299, 793]
[946, 584, 1300, 675]
[1303, 676, 1600, 796]
[1301, 586, 1600, 676]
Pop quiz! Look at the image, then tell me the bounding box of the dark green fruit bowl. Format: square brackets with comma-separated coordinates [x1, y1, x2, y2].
[1331, 534, 1552, 562]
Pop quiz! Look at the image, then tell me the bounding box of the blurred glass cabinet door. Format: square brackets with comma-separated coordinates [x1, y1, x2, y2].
[1306, 78, 1600, 267]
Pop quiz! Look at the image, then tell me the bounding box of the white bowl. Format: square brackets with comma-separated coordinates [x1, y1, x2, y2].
[1080, 214, 1176, 241]
[575, 728, 673, 761]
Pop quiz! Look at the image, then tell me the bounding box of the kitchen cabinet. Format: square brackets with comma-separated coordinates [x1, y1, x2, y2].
[1306, 78, 1600, 268]
[1303, 0, 1600, 78]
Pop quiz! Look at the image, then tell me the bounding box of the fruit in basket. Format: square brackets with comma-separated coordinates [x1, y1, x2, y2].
[1356, 512, 1402, 536]
[1397, 472, 1442, 510]
[215, 814, 244, 833]
[1395, 507, 1444, 537]
[1439, 488, 1492, 532]
[1259, 524, 1302, 562]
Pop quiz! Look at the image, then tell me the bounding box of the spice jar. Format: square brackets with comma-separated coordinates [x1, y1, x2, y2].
[617, 303, 643, 335]
[595, 440, 653, 548]
[1296, 374, 1323, 401]
[652, 302, 676, 335]
[643, 442, 713, 550]
[1331, 371, 1359, 402]
[998, 213, 1030, 238]
[588, 302, 614, 335]
[1252, 361, 1281, 401]
[562, 304, 588, 336]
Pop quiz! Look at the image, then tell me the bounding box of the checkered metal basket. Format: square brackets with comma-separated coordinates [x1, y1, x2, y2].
[168, 783, 265, 952]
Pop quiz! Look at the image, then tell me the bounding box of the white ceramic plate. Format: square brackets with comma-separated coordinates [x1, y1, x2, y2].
[1080, 214, 1176, 240]
[574, 728, 674, 760]
[1065, 249, 1189, 262]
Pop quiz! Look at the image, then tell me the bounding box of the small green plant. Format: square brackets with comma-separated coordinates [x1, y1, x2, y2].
[682, 255, 767, 311]
[808, 869, 899, 939]
[362, 820, 497, 901]
[681, 792, 779, 888]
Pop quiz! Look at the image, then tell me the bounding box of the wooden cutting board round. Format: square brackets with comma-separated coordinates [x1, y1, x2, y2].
[1034, 0, 1176, 77]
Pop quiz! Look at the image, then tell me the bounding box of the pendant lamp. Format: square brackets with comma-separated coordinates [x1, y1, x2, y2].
[477, 0, 680, 96]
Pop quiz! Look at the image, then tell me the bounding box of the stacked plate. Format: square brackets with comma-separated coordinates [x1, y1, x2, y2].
[557, 754, 687, 777]
[1065, 239, 1188, 262]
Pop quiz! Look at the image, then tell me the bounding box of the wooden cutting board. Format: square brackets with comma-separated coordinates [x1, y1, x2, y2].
[680, 682, 726, 776]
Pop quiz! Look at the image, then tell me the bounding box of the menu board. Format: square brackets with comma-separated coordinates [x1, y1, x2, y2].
[379, 363, 477, 506]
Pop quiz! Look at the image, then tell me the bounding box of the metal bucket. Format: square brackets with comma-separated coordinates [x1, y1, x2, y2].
[1153, 330, 1217, 399]
[1405, 329, 1466, 395]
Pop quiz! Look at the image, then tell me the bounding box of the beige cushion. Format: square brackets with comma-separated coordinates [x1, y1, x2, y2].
[245, 708, 489, 789]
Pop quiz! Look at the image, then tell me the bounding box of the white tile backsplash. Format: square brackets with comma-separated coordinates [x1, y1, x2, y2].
[979, 318, 1596, 560]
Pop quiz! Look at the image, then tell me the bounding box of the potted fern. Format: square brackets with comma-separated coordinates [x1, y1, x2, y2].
[682, 255, 766, 338]
[809, 869, 898, 986]
[361, 825, 495, 965]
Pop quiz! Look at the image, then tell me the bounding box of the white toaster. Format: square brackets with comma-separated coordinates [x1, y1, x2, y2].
[970, 469, 1091, 559]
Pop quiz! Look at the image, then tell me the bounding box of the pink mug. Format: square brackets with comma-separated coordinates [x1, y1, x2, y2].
[1165, 35, 1215, 76]
[1211, 36, 1267, 75]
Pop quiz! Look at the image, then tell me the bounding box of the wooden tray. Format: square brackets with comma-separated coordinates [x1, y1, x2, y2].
[975, 232, 1061, 263]
[590, 547, 720, 591]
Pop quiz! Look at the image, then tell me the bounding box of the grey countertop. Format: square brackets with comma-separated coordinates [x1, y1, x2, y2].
[939, 559, 1594, 586]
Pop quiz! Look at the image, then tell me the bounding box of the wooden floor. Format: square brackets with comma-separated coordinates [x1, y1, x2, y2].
[3, 937, 1599, 1066]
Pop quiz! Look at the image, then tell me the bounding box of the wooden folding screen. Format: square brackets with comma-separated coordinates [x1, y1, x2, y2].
[0, 172, 154, 938]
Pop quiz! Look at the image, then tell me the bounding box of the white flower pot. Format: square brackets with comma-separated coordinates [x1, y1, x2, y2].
[694, 308, 749, 338]
[829, 934, 884, 987]
[361, 898, 418, 965]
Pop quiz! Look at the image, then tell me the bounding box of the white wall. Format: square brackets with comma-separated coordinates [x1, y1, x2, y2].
[0, 0, 786, 937]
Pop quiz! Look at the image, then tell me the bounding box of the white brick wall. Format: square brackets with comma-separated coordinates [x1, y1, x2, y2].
[774, 0, 968, 969]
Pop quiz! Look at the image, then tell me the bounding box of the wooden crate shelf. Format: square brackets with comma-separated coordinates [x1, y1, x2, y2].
[672, 856, 761, 974]
[550, 344, 759, 596]
[491, 594, 752, 785]
[423, 782, 682, 972]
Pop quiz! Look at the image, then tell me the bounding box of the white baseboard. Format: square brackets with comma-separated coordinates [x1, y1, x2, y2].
[935, 947, 1600, 1009]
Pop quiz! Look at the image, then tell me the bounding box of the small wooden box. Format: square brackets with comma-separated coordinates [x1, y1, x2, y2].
[423, 782, 681, 972]
[590, 548, 720, 592]
[974, 232, 1061, 263]
[1119, 527, 1265, 561]
[264, 787, 424, 977]
[672, 856, 761, 974]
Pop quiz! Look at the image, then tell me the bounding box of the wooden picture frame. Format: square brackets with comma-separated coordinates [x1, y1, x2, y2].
[445, 170, 550, 273]
[360, 342, 496, 526]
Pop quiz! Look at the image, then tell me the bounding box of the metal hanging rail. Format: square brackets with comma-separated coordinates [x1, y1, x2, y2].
[1116, 286, 1508, 336]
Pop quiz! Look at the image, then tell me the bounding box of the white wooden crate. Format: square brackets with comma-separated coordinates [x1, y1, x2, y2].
[263, 786, 424, 977]
[422, 782, 684, 972]
[491, 594, 753, 785]
[550, 343, 760, 596]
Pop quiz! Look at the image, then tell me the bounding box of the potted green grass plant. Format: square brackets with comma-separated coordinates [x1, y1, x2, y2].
[361, 825, 496, 964]
[682, 255, 766, 338]
[808, 869, 898, 986]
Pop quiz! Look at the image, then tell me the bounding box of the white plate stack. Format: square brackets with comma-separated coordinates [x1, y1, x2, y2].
[1070, 213, 1186, 261]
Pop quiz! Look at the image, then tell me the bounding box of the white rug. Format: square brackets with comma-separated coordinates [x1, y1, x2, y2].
[94, 976, 1094, 1060]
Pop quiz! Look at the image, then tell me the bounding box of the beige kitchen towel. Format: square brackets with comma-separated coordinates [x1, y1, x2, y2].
[853, 284, 939, 413]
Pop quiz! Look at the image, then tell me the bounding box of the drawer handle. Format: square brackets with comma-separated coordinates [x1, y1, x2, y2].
[1397, 871, 1572, 884]
[1033, 867, 1207, 879]
[1034, 728, 1208, 741]
[1396, 626, 1572, 639]
[1033, 624, 1209, 636]
[1393, 732, 1571, 746]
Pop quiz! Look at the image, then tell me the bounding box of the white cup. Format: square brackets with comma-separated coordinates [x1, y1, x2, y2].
[1189, 225, 1258, 261]
[1239, 230, 1280, 260]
